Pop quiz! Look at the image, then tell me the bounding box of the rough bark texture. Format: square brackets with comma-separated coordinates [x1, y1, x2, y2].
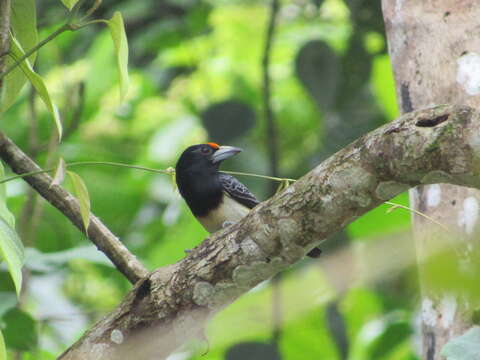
[0, 132, 148, 284]
[382, 1, 480, 358]
[59, 105, 480, 360]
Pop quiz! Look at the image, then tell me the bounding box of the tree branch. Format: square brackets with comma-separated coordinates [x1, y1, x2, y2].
[59, 104, 480, 359]
[0, 131, 148, 284]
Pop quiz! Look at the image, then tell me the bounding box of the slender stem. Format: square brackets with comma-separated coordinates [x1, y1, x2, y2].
[74, 19, 107, 30]
[3, 164, 448, 237]
[0, 160, 296, 185]
[262, 0, 280, 196]
[221, 170, 296, 183]
[385, 201, 450, 232]
[0, 24, 70, 81]
[66, 161, 172, 173]
[0, 161, 172, 184]
[81, 0, 102, 21]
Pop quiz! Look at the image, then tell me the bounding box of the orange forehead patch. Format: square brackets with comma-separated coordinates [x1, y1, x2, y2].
[207, 142, 220, 149]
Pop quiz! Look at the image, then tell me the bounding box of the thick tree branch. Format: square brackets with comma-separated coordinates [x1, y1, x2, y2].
[60, 105, 480, 359]
[0, 131, 148, 284]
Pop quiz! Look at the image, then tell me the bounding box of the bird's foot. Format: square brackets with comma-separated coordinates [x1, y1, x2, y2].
[222, 221, 236, 228]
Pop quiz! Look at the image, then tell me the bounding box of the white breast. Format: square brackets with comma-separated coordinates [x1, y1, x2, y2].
[198, 194, 251, 233]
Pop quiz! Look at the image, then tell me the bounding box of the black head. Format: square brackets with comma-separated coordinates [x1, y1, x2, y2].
[175, 143, 242, 176]
[175, 143, 242, 216]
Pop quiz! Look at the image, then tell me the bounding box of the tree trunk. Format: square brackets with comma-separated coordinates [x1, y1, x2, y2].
[382, 1, 480, 358]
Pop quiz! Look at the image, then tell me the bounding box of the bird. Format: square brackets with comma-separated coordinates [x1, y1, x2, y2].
[175, 143, 321, 258]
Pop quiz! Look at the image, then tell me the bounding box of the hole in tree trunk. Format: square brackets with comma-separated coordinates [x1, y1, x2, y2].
[416, 114, 449, 127]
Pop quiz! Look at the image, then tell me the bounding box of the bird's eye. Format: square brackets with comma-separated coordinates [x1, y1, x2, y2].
[200, 146, 212, 155]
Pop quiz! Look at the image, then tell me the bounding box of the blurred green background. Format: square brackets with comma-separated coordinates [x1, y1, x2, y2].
[0, 0, 420, 359]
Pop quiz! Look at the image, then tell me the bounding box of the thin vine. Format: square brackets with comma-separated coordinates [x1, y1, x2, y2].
[0, 160, 448, 231]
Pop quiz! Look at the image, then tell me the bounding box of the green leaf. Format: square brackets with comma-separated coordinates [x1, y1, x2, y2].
[0, 292, 18, 317]
[3, 308, 38, 351]
[8, 34, 62, 141]
[442, 326, 480, 359]
[11, 0, 38, 63]
[105, 12, 129, 100]
[0, 163, 23, 296]
[50, 157, 66, 188]
[67, 171, 91, 231]
[0, 162, 15, 228]
[0, 217, 24, 296]
[0, 329, 6, 360]
[60, 0, 79, 10]
[1, 0, 37, 112]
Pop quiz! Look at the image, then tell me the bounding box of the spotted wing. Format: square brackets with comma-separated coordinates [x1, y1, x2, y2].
[218, 173, 259, 209]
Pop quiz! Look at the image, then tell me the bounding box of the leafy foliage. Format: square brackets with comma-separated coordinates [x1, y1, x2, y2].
[8, 34, 62, 139]
[0, 217, 23, 296]
[104, 11, 129, 101]
[0, 162, 23, 296]
[3, 308, 38, 351]
[1, 0, 37, 112]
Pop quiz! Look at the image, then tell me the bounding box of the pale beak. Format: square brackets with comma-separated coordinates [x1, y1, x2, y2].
[211, 146, 242, 164]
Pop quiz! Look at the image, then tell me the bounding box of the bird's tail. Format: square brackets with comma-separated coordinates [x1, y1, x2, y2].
[307, 247, 322, 258]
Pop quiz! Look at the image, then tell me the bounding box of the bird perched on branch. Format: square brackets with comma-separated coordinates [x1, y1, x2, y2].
[175, 143, 321, 258]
